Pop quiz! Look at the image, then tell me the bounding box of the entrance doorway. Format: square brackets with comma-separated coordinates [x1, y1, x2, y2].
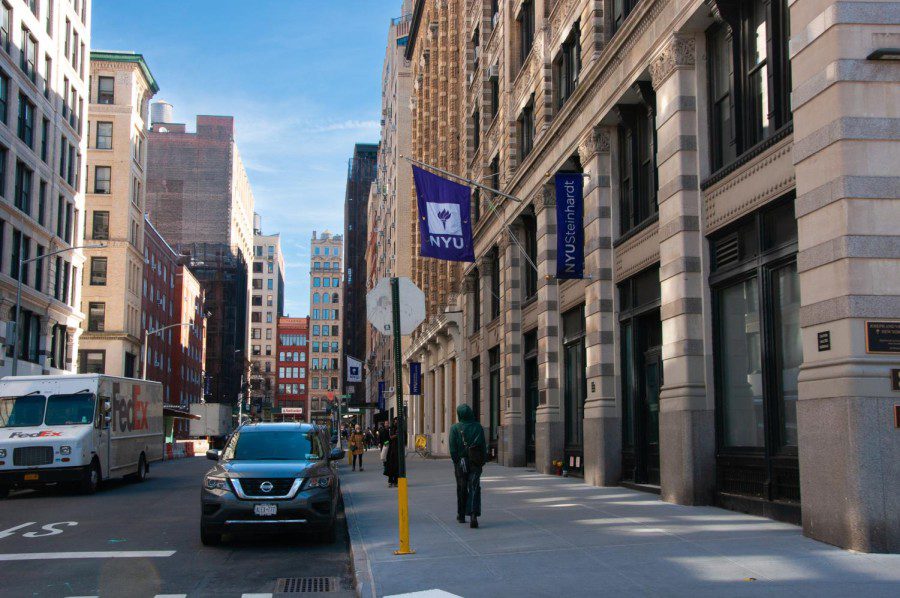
[562, 306, 586, 475]
[524, 330, 538, 466]
[619, 267, 662, 486]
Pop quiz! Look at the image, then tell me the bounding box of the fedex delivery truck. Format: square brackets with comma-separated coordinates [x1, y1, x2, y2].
[0, 374, 164, 497]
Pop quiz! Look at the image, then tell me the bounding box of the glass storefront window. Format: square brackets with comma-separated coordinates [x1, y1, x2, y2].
[772, 263, 801, 447]
[718, 278, 764, 447]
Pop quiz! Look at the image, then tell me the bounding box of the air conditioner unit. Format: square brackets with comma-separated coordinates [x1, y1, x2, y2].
[488, 64, 500, 78]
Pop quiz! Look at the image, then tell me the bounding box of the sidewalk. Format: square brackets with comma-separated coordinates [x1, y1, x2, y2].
[340, 454, 900, 598]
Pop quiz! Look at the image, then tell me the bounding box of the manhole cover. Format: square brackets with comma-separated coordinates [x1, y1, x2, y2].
[274, 577, 341, 593]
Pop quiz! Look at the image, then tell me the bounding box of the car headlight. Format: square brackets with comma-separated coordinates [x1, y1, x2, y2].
[60, 446, 72, 455]
[204, 476, 230, 491]
[0, 448, 6, 458]
[305, 475, 333, 489]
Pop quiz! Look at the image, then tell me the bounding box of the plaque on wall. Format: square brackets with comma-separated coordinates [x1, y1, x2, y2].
[865, 321, 900, 354]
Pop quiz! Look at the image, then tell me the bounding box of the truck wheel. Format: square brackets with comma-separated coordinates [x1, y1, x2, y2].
[133, 454, 148, 483]
[80, 461, 101, 495]
[0, 485, 9, 499]
[200, 524, 221, 546]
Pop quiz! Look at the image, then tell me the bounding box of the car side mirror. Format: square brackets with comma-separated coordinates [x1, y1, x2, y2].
[329, 448, 345, 461]
[206, 449, 221, 461]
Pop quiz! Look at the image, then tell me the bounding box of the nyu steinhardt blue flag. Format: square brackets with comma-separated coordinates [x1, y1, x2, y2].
[412, 165, 476, 262]
[556, 173, 584, 279]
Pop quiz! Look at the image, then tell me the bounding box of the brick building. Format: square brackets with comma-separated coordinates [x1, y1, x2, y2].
[276, 317, 309, 421]
[173, 259, 206, 423]
[141, 217, 178, 403]
[146, 109, 255, 410]
[343, 143, 377, 406]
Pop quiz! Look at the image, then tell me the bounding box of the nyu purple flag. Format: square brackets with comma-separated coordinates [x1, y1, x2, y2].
[412, 165, 476, 262]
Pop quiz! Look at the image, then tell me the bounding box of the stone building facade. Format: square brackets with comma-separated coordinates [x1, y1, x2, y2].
[366, 6, 415, 417]
[80, 51, 156, 378]
[0, 0, 91, 376]
[400, 0, 899, 553]
[308, 230, 343, 423]
[276, 316, 309, 421]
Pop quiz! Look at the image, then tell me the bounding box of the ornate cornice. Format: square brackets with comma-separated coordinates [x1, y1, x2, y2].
[649, 34, 696, 89]
[578, 127, 611, 161]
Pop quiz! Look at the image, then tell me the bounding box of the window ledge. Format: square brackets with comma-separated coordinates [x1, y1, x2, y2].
[613, 213, 659, 248]
[701, 122, 793, 191]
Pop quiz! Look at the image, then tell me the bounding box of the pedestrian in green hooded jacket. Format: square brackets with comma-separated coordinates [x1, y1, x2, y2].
[449, 403, 487, 528]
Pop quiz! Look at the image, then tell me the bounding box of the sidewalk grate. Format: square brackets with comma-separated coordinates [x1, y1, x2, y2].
[274, 577, 341, 593]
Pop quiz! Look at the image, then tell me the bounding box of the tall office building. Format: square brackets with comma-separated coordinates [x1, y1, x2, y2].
[79, 51, 157, 377]
[250, 213, 285, 418]
[146, 108, 255, 409]
[343, 143, 377, 406]
[365, 4, 414, 413]
[0, 0, 91, 376]
[308, 230, 342, 423]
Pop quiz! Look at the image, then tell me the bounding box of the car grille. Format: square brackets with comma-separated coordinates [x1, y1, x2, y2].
[236, 478, 296, 496]
[13, 446, 54, 466]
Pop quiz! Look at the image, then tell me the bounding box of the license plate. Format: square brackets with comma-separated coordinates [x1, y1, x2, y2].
[24, 473, 39, 481]
[254, 504, 277, 516]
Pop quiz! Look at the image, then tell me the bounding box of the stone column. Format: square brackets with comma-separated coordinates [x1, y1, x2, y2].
[477, 254, 493, 430]
[66, 326, 79, 372]
[500, 225, 526, 467]
[580, 126, 620, 486]
[650, 33, 715, 505]
[791, 0, 900, 553]
[39, 319, 52, 374]
[534, 186, 564, 474]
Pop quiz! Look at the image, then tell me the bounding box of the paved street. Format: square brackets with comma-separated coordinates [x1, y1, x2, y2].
[343, 454, 900, 598]
[0, 457, 354, 598]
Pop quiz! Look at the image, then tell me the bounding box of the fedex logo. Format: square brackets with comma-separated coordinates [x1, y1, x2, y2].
[112, 385, 149, 432]
[8, 431, 62, 438]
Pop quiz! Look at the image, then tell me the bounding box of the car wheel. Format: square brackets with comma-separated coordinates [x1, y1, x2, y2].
[133, 454, 148, 482]
[200, 524, 222, 546]
[80, 461, 101, 495]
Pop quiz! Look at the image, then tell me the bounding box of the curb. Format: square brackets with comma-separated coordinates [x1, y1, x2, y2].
[342, 480, 376, 598]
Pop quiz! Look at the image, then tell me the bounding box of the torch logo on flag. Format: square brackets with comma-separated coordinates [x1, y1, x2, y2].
[412, 166, 475, 262]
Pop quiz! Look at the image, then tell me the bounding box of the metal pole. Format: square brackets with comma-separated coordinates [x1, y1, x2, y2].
[11, 259, 23, 376]
[391, 277, 414, 555]
[141, 333, 149, 380]
[401, 155, 523, 204]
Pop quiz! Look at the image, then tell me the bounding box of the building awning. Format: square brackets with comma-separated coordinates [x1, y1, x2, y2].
[163, 407, 201, 420]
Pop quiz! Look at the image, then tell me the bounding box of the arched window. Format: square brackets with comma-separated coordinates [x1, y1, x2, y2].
[322, 293, 330, 304]
[313, 293, 319, 303]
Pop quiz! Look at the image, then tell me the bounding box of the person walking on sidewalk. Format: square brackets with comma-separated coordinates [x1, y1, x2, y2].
[349, 425, 366, 471]
[383, 418, 400, 487]
[449, 404, 487, 528]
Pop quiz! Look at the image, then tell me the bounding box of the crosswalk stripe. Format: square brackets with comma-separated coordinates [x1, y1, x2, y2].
[0, 550, 175, 561]
[241, 594, 273, 598]
[155, 595, 188, 598]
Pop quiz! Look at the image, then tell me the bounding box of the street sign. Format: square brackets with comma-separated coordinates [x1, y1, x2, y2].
[366, 276, 425, 336]
[281, 407, 303, 415]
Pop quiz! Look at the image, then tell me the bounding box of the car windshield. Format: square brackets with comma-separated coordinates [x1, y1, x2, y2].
[0, 395, 47, 428]
[225, 430, 324, 461]
[44, 394, 96, 426]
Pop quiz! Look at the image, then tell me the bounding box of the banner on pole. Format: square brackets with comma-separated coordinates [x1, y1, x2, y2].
[377, 381, 386, 411]
[346, 356, 362, 383]
[412, 166, 476, 263]
[409, 362, 421, 395]
[555, 173, 584, 279]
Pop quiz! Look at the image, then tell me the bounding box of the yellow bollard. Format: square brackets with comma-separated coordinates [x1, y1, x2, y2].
[393, 476, 415, 555]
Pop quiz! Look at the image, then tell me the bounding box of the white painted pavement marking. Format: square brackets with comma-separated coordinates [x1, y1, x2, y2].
[0, 550, 176, 561]
[385, 591, 463, 598]
[154, 595, 188, 598]
[240, 594, 273, 598]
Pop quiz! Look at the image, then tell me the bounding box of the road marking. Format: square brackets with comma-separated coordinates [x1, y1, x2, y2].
[241, 594, 273, 598]
[0, 550, 176, 561]
[0, 522, 37, 539]
[155, 595, 188, 598]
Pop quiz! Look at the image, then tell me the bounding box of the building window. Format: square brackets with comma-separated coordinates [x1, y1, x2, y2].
[489, 247, 500, 320]
[616, 83, 657, 236]
[518, 0, 535, 67]
[711, 197, 800, 503]
[89, 257, 107, 285]
[40, 117, 48, 161]
[50, 325, 68, 370]
[94, 166, 111, 194]
[471, 269, 481, 333]
[489, 71, 499, 121]
[88, 302, 105, 332]
[14, 161, 32, 214]
[556, 22, 581, 110]
[97, 76, 114, 104]
[20, 28, 36, 82]
[96, 121, 112, 149]
[518, 100, 534, 160]
[0, 4, 9, 53]
[17, 94, 34, 147]
[488, 346, 501, 449]
[38, 180, 47, 224]
[78, 350, 105, 374]
[471, 109, 480, 151]
[611, 0, 639, 36]
[0, 72, 7, 124]
[706, 0, 792, 173]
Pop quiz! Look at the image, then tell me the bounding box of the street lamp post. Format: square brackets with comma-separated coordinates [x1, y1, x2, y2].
[11, 243, 105, 377]
[142, 322, 195, 380]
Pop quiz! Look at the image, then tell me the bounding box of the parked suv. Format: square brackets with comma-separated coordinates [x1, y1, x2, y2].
[200, 422, 344, 545]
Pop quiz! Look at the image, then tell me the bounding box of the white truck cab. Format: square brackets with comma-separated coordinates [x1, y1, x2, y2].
[0, 374, 164, 497]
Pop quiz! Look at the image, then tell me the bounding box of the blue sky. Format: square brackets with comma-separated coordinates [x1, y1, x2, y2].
[92, 0, 400, 317]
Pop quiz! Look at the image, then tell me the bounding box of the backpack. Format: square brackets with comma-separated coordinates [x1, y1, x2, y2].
[460, 427, 486, 468]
